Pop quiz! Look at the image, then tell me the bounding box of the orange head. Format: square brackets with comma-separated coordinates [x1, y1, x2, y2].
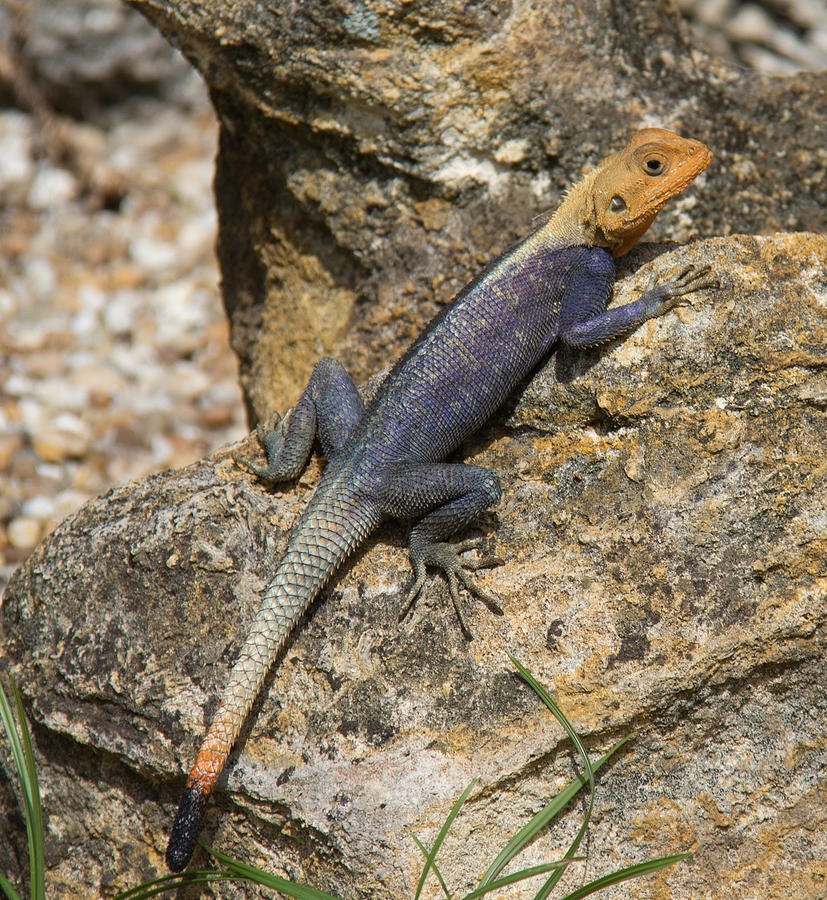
[587, 128, 713, 257]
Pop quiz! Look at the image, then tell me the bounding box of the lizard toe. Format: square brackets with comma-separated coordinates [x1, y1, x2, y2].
[405, 539, 504, 632]
[232, 453, 281, 483]
[397, 561, 428, 624]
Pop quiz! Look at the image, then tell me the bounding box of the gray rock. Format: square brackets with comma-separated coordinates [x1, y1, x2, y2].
[2, 233, 825, 898]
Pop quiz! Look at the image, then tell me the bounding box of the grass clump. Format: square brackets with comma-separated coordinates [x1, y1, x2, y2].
[0, 677, 45, 900]
[1, 661, 687, 899]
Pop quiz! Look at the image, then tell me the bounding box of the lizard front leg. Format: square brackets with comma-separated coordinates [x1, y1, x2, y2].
[234, 357, 364, 482]
[559, 263, 719, 349]
[379, 462, 504, 638]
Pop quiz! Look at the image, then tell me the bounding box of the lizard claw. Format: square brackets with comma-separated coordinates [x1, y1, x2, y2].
[668, 263, 720, 295]
[232, 409, 293, 483]
[398, 538, 503, 640]
[646, 263, 719, 315]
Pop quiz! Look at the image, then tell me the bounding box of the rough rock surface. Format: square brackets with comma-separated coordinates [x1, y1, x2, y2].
[129, 0, 827, 421]
[2, 234, 825, 898]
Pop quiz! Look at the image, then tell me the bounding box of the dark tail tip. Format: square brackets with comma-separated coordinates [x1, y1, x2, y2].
[166, 783, 207, 872]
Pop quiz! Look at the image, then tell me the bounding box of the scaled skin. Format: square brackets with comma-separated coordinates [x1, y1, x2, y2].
[166, 128, 716, 871]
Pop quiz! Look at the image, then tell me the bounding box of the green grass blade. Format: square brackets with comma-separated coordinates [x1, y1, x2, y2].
[111, 870, 238, 899]
[558, 853, 691, 900]
[0, 871, 24, 900]
[462, 858, 580, 900]
[0, 678, 46, 900]
[413, 779, 477, 900]
[478, 736, 630, 888]
[411, 833, 452, 900]
[0, 683, 28, 900]
[508, 657, 597, 899]
[0, 681, 29, 814]
[533, 869, 564, 900]
[207, 844, 344, 900]
[11, 681, 45, 900]
[509, 657, 594, 803]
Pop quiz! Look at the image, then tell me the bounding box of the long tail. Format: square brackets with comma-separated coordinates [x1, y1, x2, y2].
[166, 478, 378, 871]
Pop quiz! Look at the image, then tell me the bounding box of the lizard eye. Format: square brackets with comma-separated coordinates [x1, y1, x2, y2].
[610, 195, 626, 212]
[644, 157, 665, 175]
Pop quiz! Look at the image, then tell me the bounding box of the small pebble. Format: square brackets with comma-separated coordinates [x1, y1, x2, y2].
[27, 167, 78, 210]
[54, 489, 92, 521]
[0, 435, 23, 471]
[129, 236, 179, 272]
[7, 517, 42, 550]
[22, 495, 56, 520]
[32, 428, 90, 463]
[0, 112, 34, 193]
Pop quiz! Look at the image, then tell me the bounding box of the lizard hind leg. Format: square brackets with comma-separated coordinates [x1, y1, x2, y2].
[233, 357, 365, 483]
[379, 462, 504, 638]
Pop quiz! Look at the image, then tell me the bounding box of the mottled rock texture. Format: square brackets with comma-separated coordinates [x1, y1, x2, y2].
[2, 234, 825, 898]
[128, 0, 827, 420]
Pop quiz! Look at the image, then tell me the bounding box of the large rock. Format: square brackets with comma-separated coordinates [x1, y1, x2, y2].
[2, 233, 825, 898]
[128, 0, 827, 419]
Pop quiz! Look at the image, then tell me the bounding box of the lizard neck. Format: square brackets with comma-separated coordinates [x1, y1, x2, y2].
[526, 169, 608, 253]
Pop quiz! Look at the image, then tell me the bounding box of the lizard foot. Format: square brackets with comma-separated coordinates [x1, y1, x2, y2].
[398, 538, 504, 639]
[645, 263, 719, 314]
[232, 409, 292, 483]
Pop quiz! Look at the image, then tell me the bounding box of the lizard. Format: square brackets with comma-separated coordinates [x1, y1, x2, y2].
[166, 127, 717, 871]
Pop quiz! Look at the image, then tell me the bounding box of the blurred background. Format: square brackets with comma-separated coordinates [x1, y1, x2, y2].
[0, 0, 825, 590]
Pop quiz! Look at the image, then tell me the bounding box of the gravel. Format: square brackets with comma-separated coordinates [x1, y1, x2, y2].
[0, 7, 246, 590]
[677, 0, 827, 72]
